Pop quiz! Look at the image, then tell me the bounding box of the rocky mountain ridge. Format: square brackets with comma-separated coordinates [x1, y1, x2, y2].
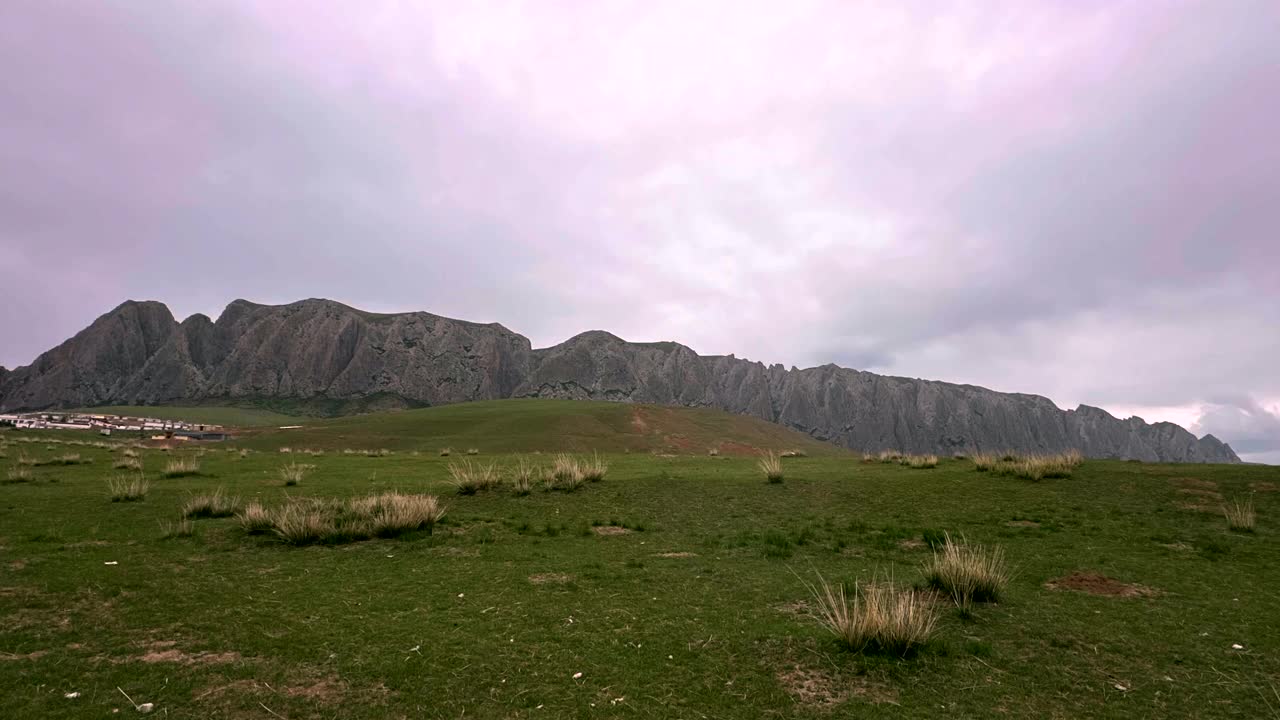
[0, 298, 1239, 462]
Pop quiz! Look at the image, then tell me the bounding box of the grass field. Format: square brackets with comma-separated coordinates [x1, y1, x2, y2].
[70, 405, 304, 427]
[1, 414, 1277, 718]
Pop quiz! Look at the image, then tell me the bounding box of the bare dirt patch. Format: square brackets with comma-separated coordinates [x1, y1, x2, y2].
[194, 679, 262, 701]
[1158, 541, 1193, 552]
[1176, 501, 1218, 513]
[897, 538, 925, 550]
[773, 600, 813, 619]
[284, 675, 348, 704]
[1172, 477, 1218, 491]
[528, 572, 573, 585]
[1006, 520, 1041, 528]
[593, 526, 632, 536]
[8, 559, 27, 571]
[1251, 481, 1278, 493]
[134, 641, 243, 665]
[1176, 488, 1223, 500]
[0, 649, 49, 661]
[765, 640, 898, 710]
[1045, 571, 1161, 598]
[656, 551, 698, 558]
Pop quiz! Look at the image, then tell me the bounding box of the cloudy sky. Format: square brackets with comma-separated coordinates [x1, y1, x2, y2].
[3, 1, 1278, 461]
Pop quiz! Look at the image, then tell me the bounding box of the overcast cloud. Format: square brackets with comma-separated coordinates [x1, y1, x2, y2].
[2, 1, 1277, 461]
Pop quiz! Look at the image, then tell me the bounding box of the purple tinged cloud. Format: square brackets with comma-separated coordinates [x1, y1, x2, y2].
[2, 1, 1278, 461]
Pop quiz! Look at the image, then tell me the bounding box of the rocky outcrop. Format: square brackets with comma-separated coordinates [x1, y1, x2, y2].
[0, 298, 1240, 462]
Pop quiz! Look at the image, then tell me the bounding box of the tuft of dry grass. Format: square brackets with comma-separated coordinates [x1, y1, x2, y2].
[122, 448, 139, 459]
[971, 453, 1000, 471]
[40, 452, 87, 466]
[1223, 497, 1256, 532]
[903, 454, 939, 469]
[279, 447, 293, 454]
[182, 489, 240, 519]
[264, 492, 446, 545]
[877, 450, 902, 463]
[510, 457, 536, 495]
[16, 452, 36, 466]
[238, 502, 274, 534]
[107, 475, 149, 502]
[5, 466, 34, 484]
[921, 533, 1010, 608]
[449, 461, 500, 495]
[163, 458, 201, 478]
[708, 447, 720, 457]
[439, 448, 452, 457]
[466, 448, 479, 456]
[159, 519, 195, 539]
[581, 453, 608, 482]
[551, 454, 585, 491]
[279, 461, 313, 486]
[798, 570, 938, 655]
[758, 451, 784, 483]
[113, 457, 143, 471]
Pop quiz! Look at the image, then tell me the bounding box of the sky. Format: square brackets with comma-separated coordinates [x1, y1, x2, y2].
[2, 1, 1278, 462]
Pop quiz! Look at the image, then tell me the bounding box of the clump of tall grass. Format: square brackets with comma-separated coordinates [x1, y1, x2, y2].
[264, 492, 446, 545]
[449, 461, 500, 495]
[4, 466, 34, 484]
[466, 448, 479, 456]
[877, 450, 902, 463]
[708, 447, 720, 457]
[1223, 497, 1256, 532]
[113, 457, 143, 471]
[509, 457, 536, 495]
[182, 489, 240, 519]
[279, 447, 293, 454]
[439, 448, 452, 457]
[758, 451, 784, 483]
[551, 454, 585, 491]
[238, 502, 274, 534]
[279, 461, 313, 486]
[365, 448, 392, 457]
[996, 451, 1082, 481]
[107, 475, 149, 502]
[902, 454, 938, 469]
[238, 448, 251, 458]
[798, 571, 938, 655]
[971, 453, 1000, 471]
[159, 519, 195, 539]
[780, 449, 806, 458]
[16, 452, 36, 467]
[921, 534, 1010, 608]
[122, 448, 139, 459]
[40, 452, 87, 466]
[163, 458, 201, 478]
[581, 453, 608, 482]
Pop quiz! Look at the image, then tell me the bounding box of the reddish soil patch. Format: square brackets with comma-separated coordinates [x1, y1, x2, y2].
[629, 408, 651, 434]
[714, 441, 764, 457]
[593, 526, 632, 536]
[1045, 571, 1161, 598]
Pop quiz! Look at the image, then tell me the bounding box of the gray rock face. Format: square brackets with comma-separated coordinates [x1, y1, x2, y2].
[0, 299, 1239, 462]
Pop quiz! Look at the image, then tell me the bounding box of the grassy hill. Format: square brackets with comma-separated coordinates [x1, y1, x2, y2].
[238, 399, 844, 455]
[71, 405, 303, 427]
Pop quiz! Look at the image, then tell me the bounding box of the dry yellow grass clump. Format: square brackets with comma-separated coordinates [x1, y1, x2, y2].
[449, 461, 500, 494]
[5, 466, 34, 483]
[922, 534, 1010, 608]
[163, 458, 201, 478]
[551, 454, 586, 491]
[259, 492, 447, 545]
[758, 451, 784, 483]
[182, 489, 240, 518]
[901, 454, 938, 469]
[581, 453, 609, 482]
[113, 457, 143, 471]
[509, 456, 536, 495]
[1222, 497, 1256, 532]
[800, 571, 938, 655]
[107, 475, 149, 502]
[279, 461, 313, 486]
[877, 450, 903, 463]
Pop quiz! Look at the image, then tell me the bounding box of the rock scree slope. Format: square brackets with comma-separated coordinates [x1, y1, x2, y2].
[0, 298, 1239, 462]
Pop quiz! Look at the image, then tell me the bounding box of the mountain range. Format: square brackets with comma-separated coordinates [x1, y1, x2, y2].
[0, 298, 1239, 462]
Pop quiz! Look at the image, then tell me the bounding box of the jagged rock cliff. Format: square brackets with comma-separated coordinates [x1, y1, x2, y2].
[0, 299, 1239, 462]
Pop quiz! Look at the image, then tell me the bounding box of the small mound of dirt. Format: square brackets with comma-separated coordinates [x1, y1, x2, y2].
[593, 526, 632, 536]
[528, 573, 573, 585]
[1045, 571, 1160, 598]
[285, 675, 348, 704]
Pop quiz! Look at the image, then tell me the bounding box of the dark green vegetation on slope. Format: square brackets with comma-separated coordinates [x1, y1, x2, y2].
[1, 428, 1276, 718]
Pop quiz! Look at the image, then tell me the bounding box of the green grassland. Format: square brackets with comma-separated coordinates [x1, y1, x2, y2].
[1, 406, 1277, 718]
[239, 399, 845, 456]
[70, 405, 304, 427]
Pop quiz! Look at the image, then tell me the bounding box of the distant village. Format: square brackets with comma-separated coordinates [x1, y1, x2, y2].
[0, 411, 229, 441]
